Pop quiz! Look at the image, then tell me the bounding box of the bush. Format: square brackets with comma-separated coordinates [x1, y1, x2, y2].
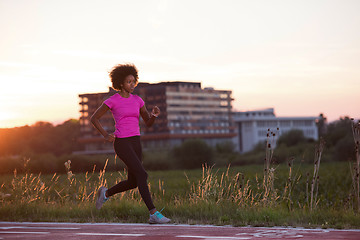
[273, 142, 315, 163]
[334, 135, 355, 161]
[277, 129, 306, 147]
[215, 141, 235, 154]
[143, 150, 174, 170]
[214, 141, 237, 166]
[27, 153, 58, 173]
[59, 154, 122, 173]
[171, 139, 214, 169]
[0, 156, 24, 174]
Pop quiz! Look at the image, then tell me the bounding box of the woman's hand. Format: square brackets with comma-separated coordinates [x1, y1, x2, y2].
[104, 133, 115, 142]
[151, 106, 160, 118]
[140, 104, 159, 127]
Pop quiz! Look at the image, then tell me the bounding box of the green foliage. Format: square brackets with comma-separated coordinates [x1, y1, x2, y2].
[273, 142, 315, 163]
[334, 135, 355, 161]
[143, 150, 174, 170]
[324, 117, 353, 147]
[323, 117, 355, 161]
[277, 129, 307, 147]
[0, 154, 120, 174]
[171, 139, 214, 169]
[0, 119, 81, 157]
[215, 141, 235, 154]
[214, 141, 237, 166]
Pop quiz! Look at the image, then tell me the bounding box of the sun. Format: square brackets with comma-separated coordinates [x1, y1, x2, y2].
[0, 112, 22, 128]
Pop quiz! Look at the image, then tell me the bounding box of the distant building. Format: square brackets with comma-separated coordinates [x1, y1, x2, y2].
[76, 88, 117, 155]
[75, 82, 236, 154]
[233, 108, 319, 153]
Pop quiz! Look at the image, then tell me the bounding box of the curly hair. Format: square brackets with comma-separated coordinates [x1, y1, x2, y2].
[109, 63, 139, 91]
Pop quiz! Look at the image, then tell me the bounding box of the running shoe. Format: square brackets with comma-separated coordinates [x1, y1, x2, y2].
[149, 211, 171, 224]
[96, 186, 108, 209]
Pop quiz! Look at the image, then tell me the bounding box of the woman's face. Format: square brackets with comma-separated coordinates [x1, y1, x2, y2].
[121, 75, 136, 93]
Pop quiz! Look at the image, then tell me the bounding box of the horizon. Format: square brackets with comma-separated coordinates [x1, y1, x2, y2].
[1, 0, 359, 128]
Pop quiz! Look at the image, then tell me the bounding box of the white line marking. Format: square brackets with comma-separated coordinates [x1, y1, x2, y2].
[177, 236, 250, 239]
[236, 229, 304, 238]
[0, 226, 79, 230]
[0, 231, 50, 234]
[76, 233, 145, 237]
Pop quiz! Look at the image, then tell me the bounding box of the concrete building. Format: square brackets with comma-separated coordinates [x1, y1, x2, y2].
[77, 88, 117, 154]
[76, 82, 236, 154]
[233, 108, 319, 153]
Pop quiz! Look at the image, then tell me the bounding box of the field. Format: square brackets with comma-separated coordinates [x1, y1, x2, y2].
[1, 158, 360, 229]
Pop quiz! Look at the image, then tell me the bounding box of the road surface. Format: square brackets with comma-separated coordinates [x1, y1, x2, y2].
[1, 222, 360, 239]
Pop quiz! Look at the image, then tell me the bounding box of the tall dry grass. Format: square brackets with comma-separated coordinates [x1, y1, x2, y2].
[185, 128, 330, 212]
[282, 157, 301, 210]
[187, 164, 254, 207]
[262, 128, 279, 206]
[310, 138, 325, 211]
[186, 128, 283, 208]
[1, 159, 125, 204]
[351, 118, 360, 212]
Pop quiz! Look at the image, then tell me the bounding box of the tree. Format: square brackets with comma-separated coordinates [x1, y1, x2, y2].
[171, 139, 214, 169]
[216, 141, 235, 154]
[53, 119, 81, 155]
[324, 117, 353, 147]
[28, 122, 56, 154]
[334, 135, 355, 161]
[277, 129, 306, 147]
[324, 117, 355, 161]
[0, 119, 80, 157]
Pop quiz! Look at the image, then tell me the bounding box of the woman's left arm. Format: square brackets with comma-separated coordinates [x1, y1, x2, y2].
[140, 104, 160, 127]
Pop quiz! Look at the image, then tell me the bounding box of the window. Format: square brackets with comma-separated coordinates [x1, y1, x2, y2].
[244, 122, 253, 127]
[258, 130, 268, 137]
[220, 93, 228, 98]
[280, 121, 290, 127]
[305, 120, 313, 126]
[293, 120, 305, 127]
[268, 121, 277, 127]
[257, 121, 266, 127]
[221, 101, 228, 106]
[305, 129, 315, 137]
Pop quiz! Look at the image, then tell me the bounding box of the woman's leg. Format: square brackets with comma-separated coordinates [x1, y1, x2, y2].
[107, 137, 155, 211]
[106, 171, 137, 196]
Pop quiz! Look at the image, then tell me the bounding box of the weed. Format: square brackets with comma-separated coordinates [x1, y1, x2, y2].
[310, 138, 325, 211]
[350, 118, 360, 212]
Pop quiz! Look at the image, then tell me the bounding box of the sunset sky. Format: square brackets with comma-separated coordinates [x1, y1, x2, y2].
[0, 0, 359, 128]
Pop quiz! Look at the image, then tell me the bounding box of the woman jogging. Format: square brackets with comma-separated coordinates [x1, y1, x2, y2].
[91, 63, 170, 224]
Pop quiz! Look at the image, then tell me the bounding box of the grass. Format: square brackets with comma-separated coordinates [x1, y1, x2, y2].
[1, 159, 360, 228]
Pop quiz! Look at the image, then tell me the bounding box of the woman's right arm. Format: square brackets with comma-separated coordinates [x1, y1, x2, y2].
[90, 103, 115, 142]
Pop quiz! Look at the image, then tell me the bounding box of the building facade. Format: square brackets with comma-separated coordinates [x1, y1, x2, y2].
[76, 82, 236, 154]
[77, 88, 117, 154]
[233, 108, 319, 153]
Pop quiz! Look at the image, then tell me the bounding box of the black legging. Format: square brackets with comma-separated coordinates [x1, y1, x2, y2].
[106, 136, 155, 211]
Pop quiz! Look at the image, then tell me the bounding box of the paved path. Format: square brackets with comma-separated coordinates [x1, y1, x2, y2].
[1, 222, 360, 239]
